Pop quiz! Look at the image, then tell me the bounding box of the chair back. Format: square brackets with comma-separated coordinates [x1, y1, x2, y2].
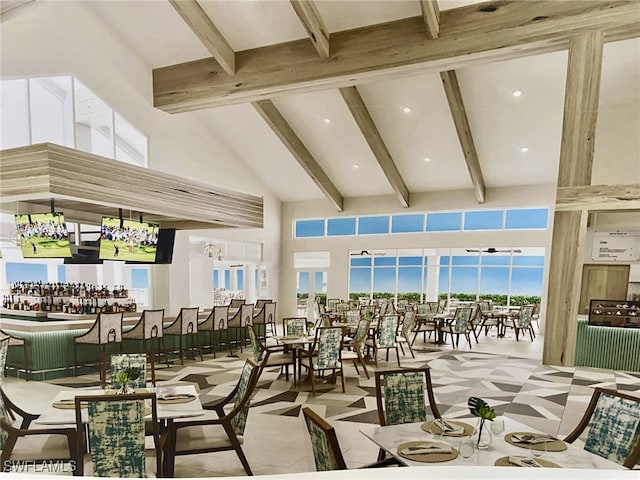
[75, 392, 159, 477]
[335, 302, 348, 314]
[402, 311, 416, 338]
[302, 407, 347, 471]
[416, 303, 429, 315]
[360, 305, 375, 319]
[516, 305, 535, 328]
[92, 312, 124, 344]
[142, 309, 164, 339]
[326, 298, 340, 312]
[427, 302, 439, 314]
[0, 337, 9, 449]
[345, 310, 360, 325]
[108, 353, 150, 389]
[241, 304, 254, 326]
[252, 305, 265, 325]
[179, 307, 200, 335]
[229, 298, 245, 309]
[478, 300, 491, 313]
[565, 388, 640, 468]
[213, 305, 229, 331]
[264, 302, 276, 326]
[377, 315, 398, 348]
[284, 317, 307, 336]
[230, 360, 260, 436]
[314, 326, 342, 370]
[374, 367, 440, 426]
[255, 299, 271, 310]
[247, 325, 264, 363]
[452, 307, 473, 333]
[352, 317, 371, 346]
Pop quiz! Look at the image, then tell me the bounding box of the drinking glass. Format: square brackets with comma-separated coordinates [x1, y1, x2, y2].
[458, 437, 475, 460]
[490, 417, 505, 436]
[430, 421, 443, 442]
[529, 439, 547, 461]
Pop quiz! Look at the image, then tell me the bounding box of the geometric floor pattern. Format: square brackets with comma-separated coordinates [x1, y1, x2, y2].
[7, 332, 640, 477]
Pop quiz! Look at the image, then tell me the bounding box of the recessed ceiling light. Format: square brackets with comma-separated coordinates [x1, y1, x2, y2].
[512, 90, 523, 98]
[520, 146, 529, 153]
[352, 164, 360, 170]
[323, 117, 332, 125]
[423, 156, 432, 163]
[403, 106, 412, 113]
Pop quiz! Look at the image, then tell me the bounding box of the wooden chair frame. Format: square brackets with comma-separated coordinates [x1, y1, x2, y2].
[73, 312, 124, 380]
[302, 406, 347, 471]
[121, 309, 168, 367]
[162, 307, 203, 365]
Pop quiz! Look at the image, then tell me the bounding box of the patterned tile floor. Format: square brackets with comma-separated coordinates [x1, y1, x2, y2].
[4, 330, 640, 477]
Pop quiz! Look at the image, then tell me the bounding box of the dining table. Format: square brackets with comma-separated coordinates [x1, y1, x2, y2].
[274, 335, 316, 386]
[360, 416, 624, 471]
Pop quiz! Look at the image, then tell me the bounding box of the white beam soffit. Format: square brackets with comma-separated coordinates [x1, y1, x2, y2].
[0, 143, 263, 229]
[153, 0, 640, 112]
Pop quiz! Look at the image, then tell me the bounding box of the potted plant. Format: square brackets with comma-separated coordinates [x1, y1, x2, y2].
[468, 396, 496, 449]
[114, 366, 140, 395]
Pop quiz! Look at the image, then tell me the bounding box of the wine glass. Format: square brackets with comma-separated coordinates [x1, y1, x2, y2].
[490, 417, 505, 436]
[458, 437, 475, 460]
[529, 438, 547, 462]
[430, 421, 443, 443]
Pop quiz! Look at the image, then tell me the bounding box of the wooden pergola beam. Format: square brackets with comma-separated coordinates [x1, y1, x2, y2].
[544, 30, 605, 368]
[420, 0, 440, 39]
[439, 70, 486, 204]
[290, 0, 330, 59]
[252, 100, 344, 212]
[556, 184, 640, 211]
[153, 1, 640, 113]
[169, 0, 235, 75]
[339, 86, 410, 208]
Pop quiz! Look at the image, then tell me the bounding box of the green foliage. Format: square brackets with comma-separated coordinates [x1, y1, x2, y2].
[114, 367, 140, 386]
[468, 396, 496, 421]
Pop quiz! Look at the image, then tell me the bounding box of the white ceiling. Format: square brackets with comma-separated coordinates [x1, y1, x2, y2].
[63, 1, 640, 204]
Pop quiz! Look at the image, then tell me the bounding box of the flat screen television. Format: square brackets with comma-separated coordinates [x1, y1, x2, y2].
[99, 216, 160, 263]
[15, 212, 72, 258]
[126, 228, 175, 265]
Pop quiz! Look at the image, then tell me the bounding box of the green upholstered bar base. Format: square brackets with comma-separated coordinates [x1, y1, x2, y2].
[575, 319, 640, 372]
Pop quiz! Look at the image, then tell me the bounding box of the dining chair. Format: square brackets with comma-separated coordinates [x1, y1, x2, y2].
[121, 309, 168, 367]
[299, 326, 345, 396]
[396, 310, 417, 358]
[326, 298, 341, 313]
[340, 317, 371, 379]
[251, 301, 275, 340]
[229, 298, 245, 309]
[163, 359, 260, 477]
[162, 307, 203, 365]
[0, 387, 78, 472]
[102, 352, 155, 389]
[198, 306, 228, 357]
[412, 303, 437, 345]
[73, 312, 124, 380]
[255, 299, 271, 311]
[374, 366, 442, 461]
[564, 387, 640, 468]
[476, 301, 501, 337]
[364, 314, 400, 367]
[302, 407, 347, 471]
[502, 305, 536, 341]
[439, 307, 474, 349]
[247, 325, 293, 381]
[74, 392, 162, 477]
[228, 304, 254, 353]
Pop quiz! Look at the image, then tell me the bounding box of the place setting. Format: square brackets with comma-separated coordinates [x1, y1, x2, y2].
[497, 430, 567, 468]
[420, 417, 474, 437]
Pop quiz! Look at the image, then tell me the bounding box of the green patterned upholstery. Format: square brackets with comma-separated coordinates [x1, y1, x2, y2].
[353, 318, 370, 346]
[584, 392, 640, 464]
[382, 371, 427, 425]
[327, 299, 340, 312]
[304, 412, 344, 471]
[378, 315, 397, 348]
[0, 337, 9, 449]
[361, 305, 375, 319]
[336, 303, 348, 314]
[285, 318, 306, 336]
[451, 307, 472, 334]
[515, 305, 535, 328]
[247, 327, 263, 363]
[84, 397, 147, 477]
[345, 310, 360, 325]
[231, 361, 256, 436]
[416, 304, 429, 315]
[401, 311, 416, 338]
[109, 353, 147, 389]
[315, 327, 341, 370]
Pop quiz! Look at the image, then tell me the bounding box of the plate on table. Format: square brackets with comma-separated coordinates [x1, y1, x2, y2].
[505, 432, 567, 451]
[397, 440, 458, 463]
[495, 456, 561, 468]
[421, 419, 474, 437]
[157, 393, 197, 404]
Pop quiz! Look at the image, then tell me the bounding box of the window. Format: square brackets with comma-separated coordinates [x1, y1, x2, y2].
[237, 270, 244, 290]
[391, 214, 424, 233]
[74, 79, 114, 159]
[464, 210, 503, 230]
[295, 219, 325, 238]
[505, 208, 548, 229]
[327, 217, 356, 236]
[131, 268, 149, 289]
[213, 270, 219, 288]
[30, 76, 73, 147]
[358, 216, 389, 235]
[6, 263, 47, 283]
[426, 212, 462, 232]
[57, 264, 66, 283]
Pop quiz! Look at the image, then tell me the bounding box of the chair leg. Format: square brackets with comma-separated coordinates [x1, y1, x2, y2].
[73, 343, 78, 377]
[340, 367, 345, 393]
[395, 347, 400, 366]
[356, 350, 369, 379]
[234, 445, 253, 476]
[310, 369, 317, 396]
[195, 333, 203, 361]
[398, 343, 406, 356]
[406, 339, 415, 358]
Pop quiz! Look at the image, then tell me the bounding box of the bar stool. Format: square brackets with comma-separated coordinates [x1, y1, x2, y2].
[198, 305, 229, 358]
[251, 302, 276, 340]
[122, 309, 169, 367]
[73, 312, 124, 381]
[228, 304, 254, 353]
[162, 307, 203, 365]
[0, 330, 31, 381]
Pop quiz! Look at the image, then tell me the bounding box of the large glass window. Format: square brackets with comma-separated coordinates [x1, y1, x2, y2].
[426, 212, 462, 231]
[391, 214, 424, 233]
[131, 268, 149, 289]
[358, 216, 389, 235]
[464, 210, 503, 230]
[327, 217, 356, 236]
[505, 208, 548, 229]
[6, 263, 47, 283]
[295, 219, 325, 238]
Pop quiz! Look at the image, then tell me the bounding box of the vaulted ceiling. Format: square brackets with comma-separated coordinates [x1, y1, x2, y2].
[3, 0, 639, 211]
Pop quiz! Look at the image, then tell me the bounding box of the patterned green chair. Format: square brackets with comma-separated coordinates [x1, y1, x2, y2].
[502, 304, 536, 341]
[374, 366, 442, 462]
[247, 325, 293, 381]
[364, 315, 400, 367]
[163, 359, 260, 477]
[104, 352, 154, 389]
[302, 407, 347, 471]
[565, 387, 640, 468]
[299, 326, 345, 396]
[413, 303, 437, 344]
[74, 392, 162, 477]
[396, 310, 417, 358]
[440, 307, 473, 349]
[340, 317, 371, 379]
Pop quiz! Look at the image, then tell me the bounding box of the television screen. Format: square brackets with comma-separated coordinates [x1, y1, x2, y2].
[15, 212, 72, 258]
[125, 228, 175, 265]
[99, 216, 160, 262]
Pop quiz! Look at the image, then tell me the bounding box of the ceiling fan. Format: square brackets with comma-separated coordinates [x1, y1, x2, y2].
[465, 247, 522, 254]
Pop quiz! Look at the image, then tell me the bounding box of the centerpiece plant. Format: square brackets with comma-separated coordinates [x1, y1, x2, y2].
[114, 366, 141, 395]
[468, 396, 496, 448]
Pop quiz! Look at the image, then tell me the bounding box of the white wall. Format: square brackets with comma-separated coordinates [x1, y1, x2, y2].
[0, 2, 281, 312]
[280, 185, 556, 319]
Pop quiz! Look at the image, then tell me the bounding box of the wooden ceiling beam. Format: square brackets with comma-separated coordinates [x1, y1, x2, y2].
[0, 0, 35, 23]
[339, 86, 410, 208]
[168, 0, 235, 75]
[556, 184, 640, 211]
[439, 70, 486, 204]
[290, 0, 330, 59]
[420, 0, 440, 39]
[251, 100, 344, 212]
[153, 0, 639, 112]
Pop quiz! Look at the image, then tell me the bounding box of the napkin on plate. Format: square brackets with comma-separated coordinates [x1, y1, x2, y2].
[400, 442, 453, 455]
[508, 456, 542, 467]
[157, 393, 195, 401]
[511, 433, 557, 444]
[434, 419, 465, 436]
